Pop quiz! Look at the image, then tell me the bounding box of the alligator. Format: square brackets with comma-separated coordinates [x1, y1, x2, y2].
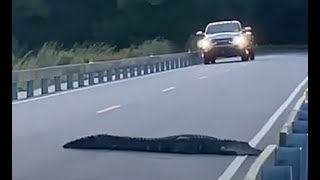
[63, 134, 262, 156]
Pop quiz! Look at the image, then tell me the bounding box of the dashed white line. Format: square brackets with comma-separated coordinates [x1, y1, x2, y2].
[96, 105, 121, 114]
[217, 76, 308, 180]
[162, 87, 176, 92]
[198, 76, 208, 80]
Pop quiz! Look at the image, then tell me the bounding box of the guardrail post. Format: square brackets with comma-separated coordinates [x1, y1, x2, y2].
[155, 63, 160, 72]
[160, 62, 165, 71]
[67, 75, 73, 89]
[106, 70, 112, 82]
[78, 74, 84, 87]
[98, 71, 104, 83]
[186, 59, 191, 66]
[12, 83, 17, 100]
[297, 111, 308, 121]
[175, 59, 179, 68]
[179, 59, 183, 67]
[27, 80, 34, 98]
[150, 64, 155, 73]
[183, 59, 187, 67]
[170, 60, 175, 69]
[137, 66, 142, 76]
[88, 72, 94, 85]
[261, 166, 293, 180]
[279, 132, 288, 147]
[285, 134, 308, 180]
[178, 58, 182, 68]
[123, 67, 128, 78]
[130, 67, 135, 77]
[178, 59, 181, 68]
[54, 76, 61, 92]
[166, 61, 170, 70]
[143, 65, 149, 75]
[275, 147, 303, 180]
[115, 69, 121, 80]
[41, 79, 49, 95]
[292, 121, 308, 134]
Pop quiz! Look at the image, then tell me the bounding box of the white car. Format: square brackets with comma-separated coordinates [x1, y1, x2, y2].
[196, 20, 255, 64]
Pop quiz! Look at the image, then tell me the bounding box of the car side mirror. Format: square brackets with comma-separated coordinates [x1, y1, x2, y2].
[243, 26, 252, 32]
[196, 31, 204, 36]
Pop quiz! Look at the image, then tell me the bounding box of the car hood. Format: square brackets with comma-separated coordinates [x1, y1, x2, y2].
[204, 32, 241, 40]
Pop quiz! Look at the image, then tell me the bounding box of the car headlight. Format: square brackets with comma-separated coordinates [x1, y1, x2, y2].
[232, 36, 247, 48]
[197, 39, 213, 52]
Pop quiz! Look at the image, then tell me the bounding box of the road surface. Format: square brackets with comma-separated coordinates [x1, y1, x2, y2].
[12, 52, 308, 180]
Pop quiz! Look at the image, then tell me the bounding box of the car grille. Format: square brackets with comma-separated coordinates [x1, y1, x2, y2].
[214, 38, 232, 45]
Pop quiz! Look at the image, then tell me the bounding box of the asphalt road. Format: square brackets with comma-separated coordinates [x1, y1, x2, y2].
[12, 52, 308, 180]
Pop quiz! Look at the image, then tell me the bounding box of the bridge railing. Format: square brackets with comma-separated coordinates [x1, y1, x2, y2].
[245, 89, 308, 180]
[12, 47, 307, 101]
[12, 52, 202, 100]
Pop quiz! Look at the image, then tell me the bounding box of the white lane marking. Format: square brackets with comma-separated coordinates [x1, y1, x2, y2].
[162, 87, 176, 92]
[217, 76, 308, 180]
[96, 105, 121, 114]
[198, 76, 208, 80]
[12, 66, 197, 105]
[224, 69, 230, 72]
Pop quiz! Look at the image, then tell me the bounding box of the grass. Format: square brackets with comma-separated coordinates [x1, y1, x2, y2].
[12, 38, 178, 70]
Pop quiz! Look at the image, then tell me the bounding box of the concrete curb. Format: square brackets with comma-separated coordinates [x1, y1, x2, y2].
[244, 144, 277, 180]
[244, 87, 308, 180]
[279, 88, 307, 146]
[304, 88, 308, 102]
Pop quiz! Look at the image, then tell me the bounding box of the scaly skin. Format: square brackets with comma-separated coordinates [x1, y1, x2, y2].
[63, 134, 262, 156]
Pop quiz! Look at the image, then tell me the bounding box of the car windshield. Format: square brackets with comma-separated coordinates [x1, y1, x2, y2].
[206, 23, 241, 34]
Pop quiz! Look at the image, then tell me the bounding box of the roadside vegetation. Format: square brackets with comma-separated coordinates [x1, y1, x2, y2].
[12, 38, 180, 70]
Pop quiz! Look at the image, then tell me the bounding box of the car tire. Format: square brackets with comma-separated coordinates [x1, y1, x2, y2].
[249, 51, 255, 60]
[204, 56, 216, 64]
[211, 57, 216, 64]
[204, 58, 211, 64]
[241, 54, 249, 61]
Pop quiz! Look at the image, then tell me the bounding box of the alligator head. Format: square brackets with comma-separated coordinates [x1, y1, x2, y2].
[214, 140, 262, 156]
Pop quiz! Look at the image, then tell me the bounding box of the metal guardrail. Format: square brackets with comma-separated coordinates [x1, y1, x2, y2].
[12, 52, 202, 100]
[245, 89, 308, 180]
[12, 47, 308, 101]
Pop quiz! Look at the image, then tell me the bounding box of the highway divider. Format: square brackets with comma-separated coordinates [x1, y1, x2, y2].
[244, 89, 308, 180]
[12, 46, 307, 101]
[12, 52, 202, 100]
